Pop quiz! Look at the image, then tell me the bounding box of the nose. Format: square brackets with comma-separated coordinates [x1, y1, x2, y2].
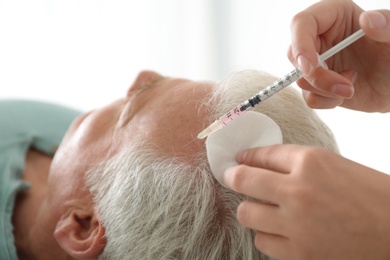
[127, 70, 164, 95]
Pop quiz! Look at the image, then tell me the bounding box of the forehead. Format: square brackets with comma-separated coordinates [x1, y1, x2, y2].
[126, 78, 213, 159]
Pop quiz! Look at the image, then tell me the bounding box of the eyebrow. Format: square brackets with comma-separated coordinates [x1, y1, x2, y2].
[119, 78, 166, 127]
[126, 77, 166, 98]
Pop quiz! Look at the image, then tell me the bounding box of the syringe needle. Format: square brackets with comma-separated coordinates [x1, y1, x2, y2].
[197, 120, 223, 139]
[197, 29, 365, 140]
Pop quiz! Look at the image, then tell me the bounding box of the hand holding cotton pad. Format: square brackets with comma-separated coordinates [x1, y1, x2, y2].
[206, 111, 283, 186]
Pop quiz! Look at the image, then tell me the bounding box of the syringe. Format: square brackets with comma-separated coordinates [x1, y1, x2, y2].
[197, 29, 365, 139]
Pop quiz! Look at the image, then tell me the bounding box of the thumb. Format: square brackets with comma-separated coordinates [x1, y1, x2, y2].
[359, 10, 390, 43]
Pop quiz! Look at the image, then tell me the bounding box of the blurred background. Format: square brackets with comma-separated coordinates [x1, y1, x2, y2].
[1, 0, 389, 173]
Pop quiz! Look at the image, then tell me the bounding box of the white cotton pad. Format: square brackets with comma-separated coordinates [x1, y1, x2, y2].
[206, 111, 283, 186]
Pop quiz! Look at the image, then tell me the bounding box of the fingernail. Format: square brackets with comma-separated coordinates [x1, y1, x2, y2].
[302, 90, 310, 99]
[364, 11, 387, 29]
[317, 53, 329, 70]
[297, 55, 314, 75]
[332, 84, 354, 98]
[222, 168, 234, 187]
[236, 150, 248, 164]
[352, 72, 358, 84]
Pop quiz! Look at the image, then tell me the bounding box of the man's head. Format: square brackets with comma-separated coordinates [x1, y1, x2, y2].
[44, 70, 338, 259]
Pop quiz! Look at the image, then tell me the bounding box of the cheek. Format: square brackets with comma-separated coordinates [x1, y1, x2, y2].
[72, 110, 116, 148]
[49, 121, 109, 197]
[55, 114, 115, 177]
[48, 143, 85, 202]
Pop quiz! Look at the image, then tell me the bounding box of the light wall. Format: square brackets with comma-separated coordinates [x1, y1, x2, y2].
[1, 0, 389, 173]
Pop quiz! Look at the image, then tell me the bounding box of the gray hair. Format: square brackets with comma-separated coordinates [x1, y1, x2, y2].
[86, 70, 338, 260]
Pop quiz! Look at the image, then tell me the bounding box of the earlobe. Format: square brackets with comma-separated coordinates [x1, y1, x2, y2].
[54, 209, 106, 259]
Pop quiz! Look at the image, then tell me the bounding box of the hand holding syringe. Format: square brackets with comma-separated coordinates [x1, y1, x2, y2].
[197, 29, 365, 139]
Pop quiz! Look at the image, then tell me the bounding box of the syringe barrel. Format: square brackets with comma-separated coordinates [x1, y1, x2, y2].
[218, 68, 303, 126]
[240, 68, 303, 111]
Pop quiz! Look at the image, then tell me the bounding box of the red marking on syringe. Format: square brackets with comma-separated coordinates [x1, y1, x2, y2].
[219, 106, 248, 125]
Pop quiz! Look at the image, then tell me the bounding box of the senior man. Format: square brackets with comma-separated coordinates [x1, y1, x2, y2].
[3, 70, 337, 259]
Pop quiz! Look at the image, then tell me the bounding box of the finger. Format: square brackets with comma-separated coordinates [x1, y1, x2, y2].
[297, 77, 339, 99]
[360, 10, 390, 43]
[297, 67, 356, 99]
[307, 67, 354, 98]
[299, 69, 357, 108]
[223, 165, 286, 203]
[254, 231, 290, 260]
[302, 91, 344, 109]
[289, 3, 341, 75]
[289, 14, 319, 75]
[236, 144, 301, 173]
[237, 200, 285, 236]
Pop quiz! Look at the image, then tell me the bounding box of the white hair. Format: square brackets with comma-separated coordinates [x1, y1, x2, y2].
[86, 70, 338, 260]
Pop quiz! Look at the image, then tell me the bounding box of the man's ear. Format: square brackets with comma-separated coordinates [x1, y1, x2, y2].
[54, 207, 106, 259]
